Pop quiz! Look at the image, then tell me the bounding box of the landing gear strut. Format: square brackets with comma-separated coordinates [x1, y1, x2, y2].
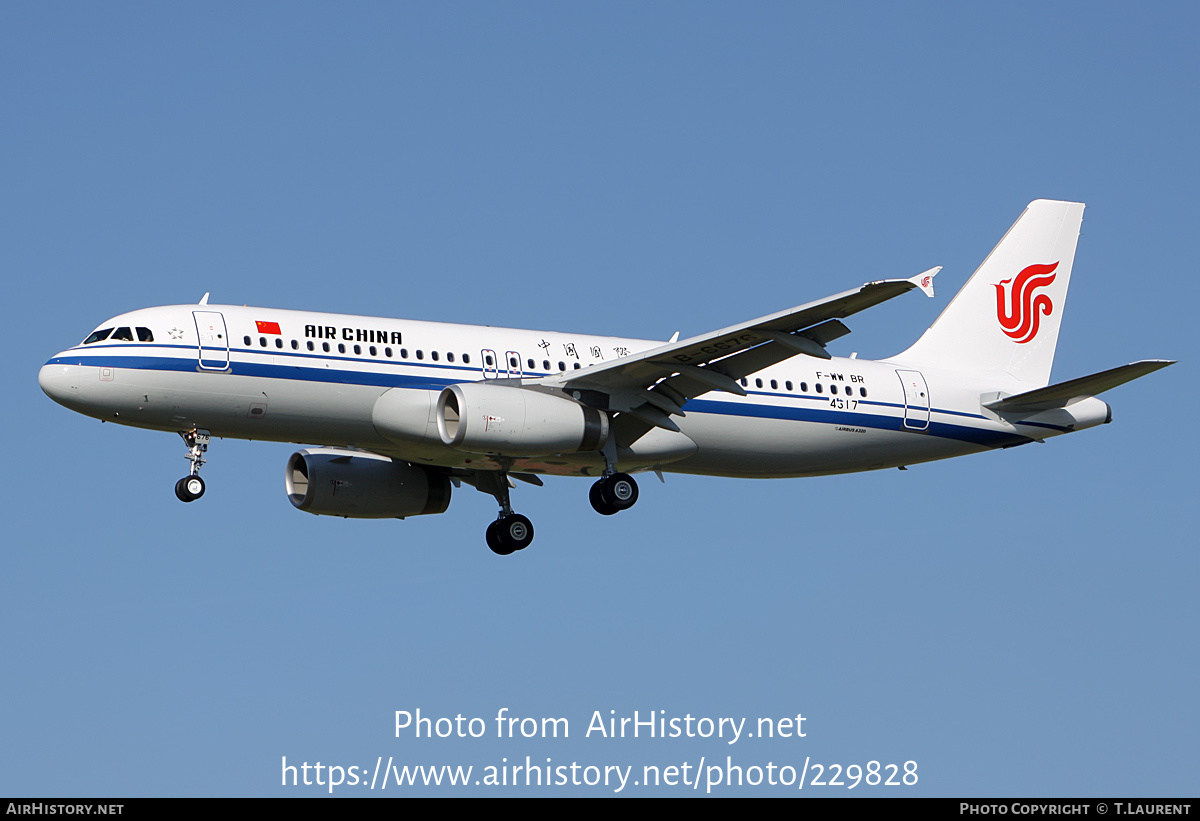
[174, 429, 210, 503]
[477, 469, 535, 555]
[590, 472, 639, 516]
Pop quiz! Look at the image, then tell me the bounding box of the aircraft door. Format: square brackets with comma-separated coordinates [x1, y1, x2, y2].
[896, 369, 930, 430]
[505, 351, 523, 378]
[193, 311, 230, 371]
[481, 349, 498, 380]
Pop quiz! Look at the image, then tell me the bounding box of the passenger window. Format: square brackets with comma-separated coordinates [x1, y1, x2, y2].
[755, 378, 763, 388]
[573, 362, 580, 369]
[815, 384, 823, 393]
[111, 327, 133, 341]
[558, 361, 565, 371]
[527, 358, 535, 370]
[740, 378, 748, 387]
[447, 352, 454, 363]
[353, 344, 361, 355]
[83, 328, 113, 344]
[291, 339, 298, 350]
[462, 354, 470, 364]
[369, 345, 376, 356]
[509, 356, 518, 369]
[786, 381, 793, 391]
[275, 338, 283, 349]
[416, 350, 424, 360]
[770, 379, 778, 390]
[243, 336, 251, 346]
[800, 382, 808, 392]
[136, 327, 154, 342]
[322, 342, 330, 352]
[385, 347, 392, 357]
[259, 337, 267, 347]
[831, 384, 838, 394]
[307, 341, 315, 351]
[543, 360, 550, 371]
[485, 354, 494, 366]
[401, 348, 409, 359]
[860, 387, 867, 398]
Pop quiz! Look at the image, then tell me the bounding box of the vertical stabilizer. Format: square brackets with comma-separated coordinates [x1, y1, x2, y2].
[895, 200, 1084, 387]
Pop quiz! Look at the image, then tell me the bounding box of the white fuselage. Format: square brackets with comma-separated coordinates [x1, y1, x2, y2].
[38, 303, 1096, 480]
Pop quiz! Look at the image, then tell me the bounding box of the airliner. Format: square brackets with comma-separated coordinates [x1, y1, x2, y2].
[39, 200, 1172, 554]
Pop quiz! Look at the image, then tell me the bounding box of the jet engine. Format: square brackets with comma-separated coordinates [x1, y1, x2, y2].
[436, 382, 609, 457]
[286, 447, 451, 519]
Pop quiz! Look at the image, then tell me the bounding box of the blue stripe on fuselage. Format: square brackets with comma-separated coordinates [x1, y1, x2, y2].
[46, 350, 1038, 448]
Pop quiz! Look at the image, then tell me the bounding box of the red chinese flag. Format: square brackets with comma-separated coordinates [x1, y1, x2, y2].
[255, 321, 282, 335]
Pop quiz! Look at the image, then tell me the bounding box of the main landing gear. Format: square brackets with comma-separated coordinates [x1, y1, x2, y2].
[486, 513, 534, 556]
[589, 472, 639, 516]
[174, 429, 210, 503]
[475, 460, 639, 555]
[477, 470, 535, 556]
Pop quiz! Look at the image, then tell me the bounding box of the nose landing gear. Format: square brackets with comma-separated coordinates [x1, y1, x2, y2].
[174, 429, 210, 503]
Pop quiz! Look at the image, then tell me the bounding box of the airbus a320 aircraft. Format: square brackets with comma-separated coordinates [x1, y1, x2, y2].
[39, 200, 1172, 554]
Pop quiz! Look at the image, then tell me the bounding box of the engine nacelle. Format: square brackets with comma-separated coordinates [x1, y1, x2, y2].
[436, 382, 609, 457]
[372, 387, 441, 446]
[286, 447, 451, 519]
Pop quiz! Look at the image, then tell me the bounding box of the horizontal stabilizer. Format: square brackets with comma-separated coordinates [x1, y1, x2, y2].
[983, 360, 1175, 413]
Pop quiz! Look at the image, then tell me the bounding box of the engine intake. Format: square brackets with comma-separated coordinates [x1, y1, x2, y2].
[436, 382, 608, 456]
[286, 448, 451, 519]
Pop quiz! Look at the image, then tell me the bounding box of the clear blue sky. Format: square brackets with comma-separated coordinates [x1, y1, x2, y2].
[2, 2, 1195, 796]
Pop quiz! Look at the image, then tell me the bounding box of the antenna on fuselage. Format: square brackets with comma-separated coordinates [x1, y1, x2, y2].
[198, 292, 210, 305]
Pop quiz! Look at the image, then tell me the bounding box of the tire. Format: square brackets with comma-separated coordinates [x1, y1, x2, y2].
[601, 473, 638, 511]
[590, 481, 618, 515]
[486, 520, 513, 555]
[175, 475, 205, 502]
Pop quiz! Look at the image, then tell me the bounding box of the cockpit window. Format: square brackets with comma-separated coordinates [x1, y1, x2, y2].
[111, 327, 134, 341]
[83, 328, 113, 344]
[136, 327, 154, 342]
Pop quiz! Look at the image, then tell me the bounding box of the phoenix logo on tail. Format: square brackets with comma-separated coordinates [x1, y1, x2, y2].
[995, 262, 1058, 343]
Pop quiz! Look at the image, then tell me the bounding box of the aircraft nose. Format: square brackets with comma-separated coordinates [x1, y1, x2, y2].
[39, 359, 80, 407]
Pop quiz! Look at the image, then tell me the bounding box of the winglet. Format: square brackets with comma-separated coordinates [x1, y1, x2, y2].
[199, 292, 210, 306]
[908, 267, 939, 298]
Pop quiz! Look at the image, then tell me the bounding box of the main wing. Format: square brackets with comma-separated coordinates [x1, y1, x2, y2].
[534, 268, 939, 443]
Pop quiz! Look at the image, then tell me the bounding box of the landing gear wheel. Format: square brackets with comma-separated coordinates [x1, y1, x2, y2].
[604, 473, 638, 510]
[485, 520, 512, 555]
[486, 514, 534, 555]
[590, 481, 618, 515]
[175, 475, 205, 502]
[500, 514, 533, 551]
